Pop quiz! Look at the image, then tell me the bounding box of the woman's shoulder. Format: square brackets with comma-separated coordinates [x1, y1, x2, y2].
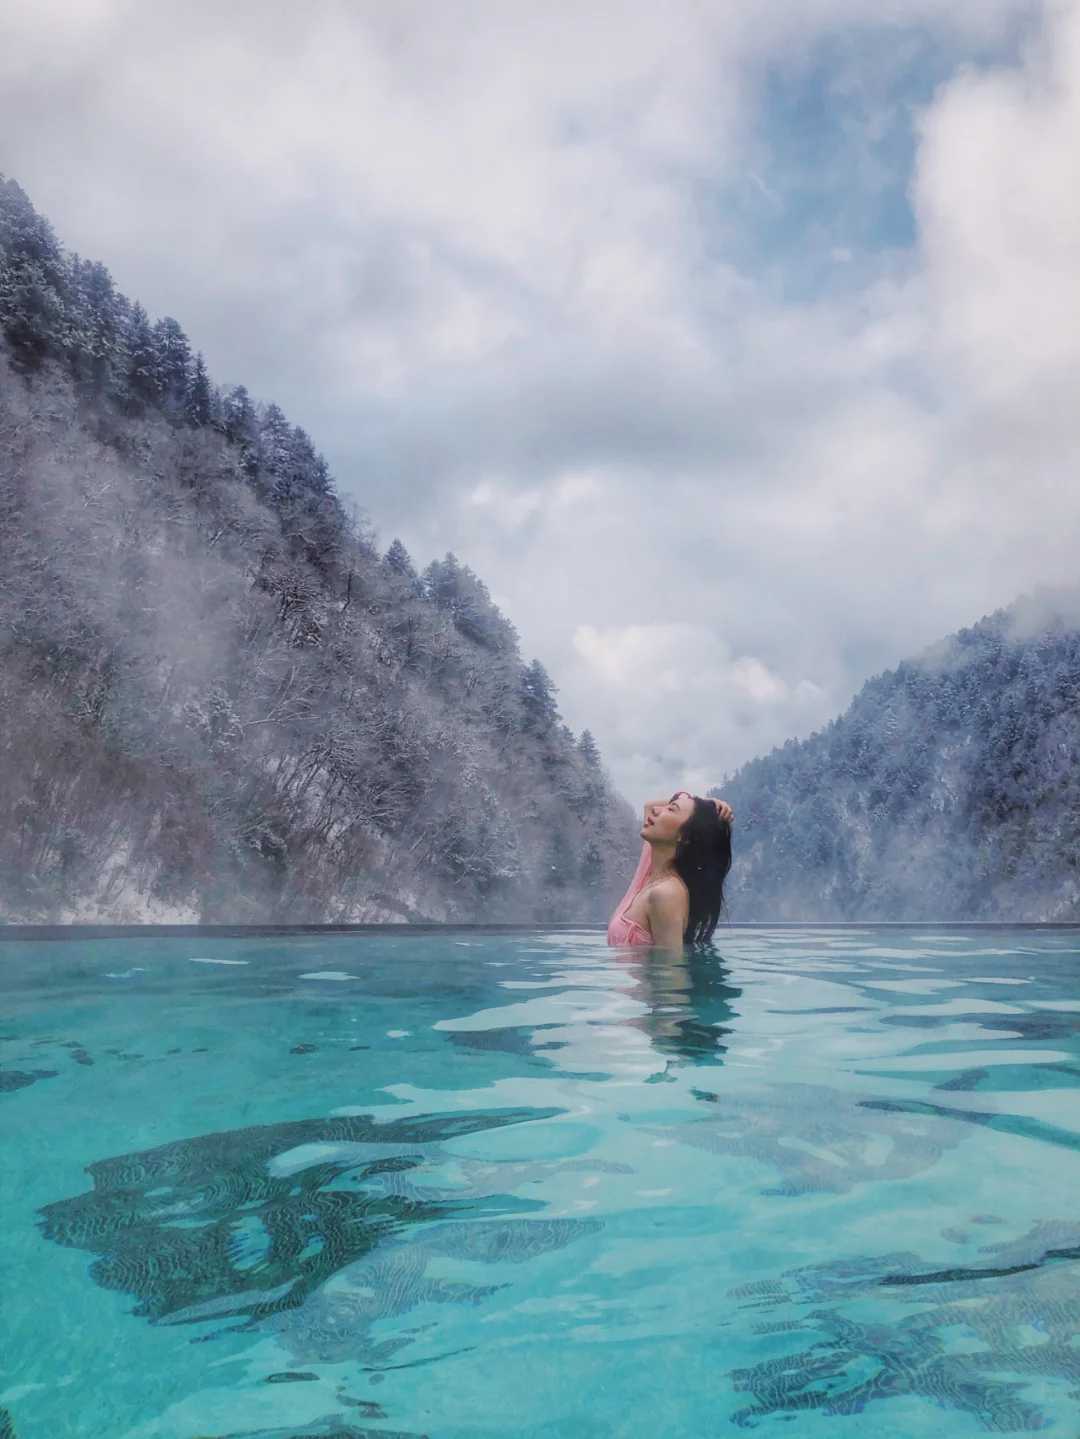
[645, 874, 689, 914]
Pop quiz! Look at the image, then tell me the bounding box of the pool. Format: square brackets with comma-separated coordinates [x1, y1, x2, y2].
[1, 928, 1078, 1438]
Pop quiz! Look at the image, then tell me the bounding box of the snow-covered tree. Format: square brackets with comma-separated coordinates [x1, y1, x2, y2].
[152, 316, 192, 418]
[0, 176, 70, 370]
[185, 353, 216, 428]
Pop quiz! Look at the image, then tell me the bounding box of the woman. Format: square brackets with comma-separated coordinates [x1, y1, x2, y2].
[608, 793, 733, 949]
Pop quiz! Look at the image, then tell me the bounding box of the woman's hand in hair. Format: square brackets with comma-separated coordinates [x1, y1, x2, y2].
[713, 798, 734, 825]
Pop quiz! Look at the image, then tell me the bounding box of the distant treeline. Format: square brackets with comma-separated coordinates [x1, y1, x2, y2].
[716, 598, 1080, 920]
[0, 176, 638, 922]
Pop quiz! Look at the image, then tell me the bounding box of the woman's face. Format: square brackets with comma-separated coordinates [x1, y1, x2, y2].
[642, 793, 694, 843]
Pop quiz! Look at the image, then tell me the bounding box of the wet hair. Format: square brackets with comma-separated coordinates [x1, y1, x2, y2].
[672, 796, 733, 945]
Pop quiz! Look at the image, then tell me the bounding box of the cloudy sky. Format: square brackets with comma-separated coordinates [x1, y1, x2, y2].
[2, 0, 1078, 804]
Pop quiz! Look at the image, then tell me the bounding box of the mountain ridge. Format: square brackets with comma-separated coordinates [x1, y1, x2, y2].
[715, 589, 1080, 921]
[5, 174, 1075, 926]
[0, 176, 638, 923]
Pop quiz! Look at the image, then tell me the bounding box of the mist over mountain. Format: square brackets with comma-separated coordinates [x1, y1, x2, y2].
[0, 177, 638, 923]
[716, 591, 1080, 921]
[7, 173, 1078, 930]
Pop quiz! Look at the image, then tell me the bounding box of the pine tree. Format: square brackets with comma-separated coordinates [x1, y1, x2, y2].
[520, 659, 559, 735]
[152, 316, 192, 419]
[386, 539, 417, 578]
[576, 728, 607, 809]
[186, 353, 215, 427]
[67, 257, 124, 394]
[257, 403, 293, 500]
[423, 553, 519, 654]
[287, 426, 331, 498]
[125, 301, 159, 409]
[385, 538, 424, 596]
[579, 730, 601, 769]
[0, 177, 71, 370]
[221, 385, 259, 479]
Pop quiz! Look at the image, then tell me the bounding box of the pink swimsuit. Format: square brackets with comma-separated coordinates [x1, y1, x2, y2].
[607, 841, 654, 948]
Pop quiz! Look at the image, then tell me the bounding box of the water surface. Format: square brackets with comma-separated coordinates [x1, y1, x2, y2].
[1, 928, 1078, 1437]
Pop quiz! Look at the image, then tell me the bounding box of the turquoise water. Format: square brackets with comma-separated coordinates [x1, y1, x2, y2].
[1, 928, 1078, 1438]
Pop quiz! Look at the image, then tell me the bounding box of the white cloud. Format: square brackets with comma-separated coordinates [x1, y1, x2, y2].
[731, 657, 788, 704]
[915, 4, 1080, 400]
[568, 622, 828, 799]
[2, 0, 1078, 810]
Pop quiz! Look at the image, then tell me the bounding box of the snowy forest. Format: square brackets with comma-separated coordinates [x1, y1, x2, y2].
[5, 174, 1080, 928]
[0, 177, 639, 923]
[718, 593, 1080, 921]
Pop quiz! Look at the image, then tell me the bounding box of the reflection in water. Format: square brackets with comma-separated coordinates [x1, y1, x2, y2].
[642, 1084, 970, 1195]
[263, 1216, 602, 1366]
[728, 1220, 1080, 1429]
[0, 1069, 58, 1092]
[882, 1007, 1080, 1046]
[179, 1419, 424, 1439]
[626, 951, 741, 1066]
[36, 1106, 603, 1340]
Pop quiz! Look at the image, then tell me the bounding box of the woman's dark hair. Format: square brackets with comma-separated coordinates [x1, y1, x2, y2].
[672, 796, 733, 945]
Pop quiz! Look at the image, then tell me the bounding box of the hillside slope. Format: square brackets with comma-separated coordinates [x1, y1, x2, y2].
[0, 177, 638, 923]
[718, 594, 1080, 920]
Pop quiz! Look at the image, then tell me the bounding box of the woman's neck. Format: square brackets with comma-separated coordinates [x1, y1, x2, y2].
[645, 838, 677, 882]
